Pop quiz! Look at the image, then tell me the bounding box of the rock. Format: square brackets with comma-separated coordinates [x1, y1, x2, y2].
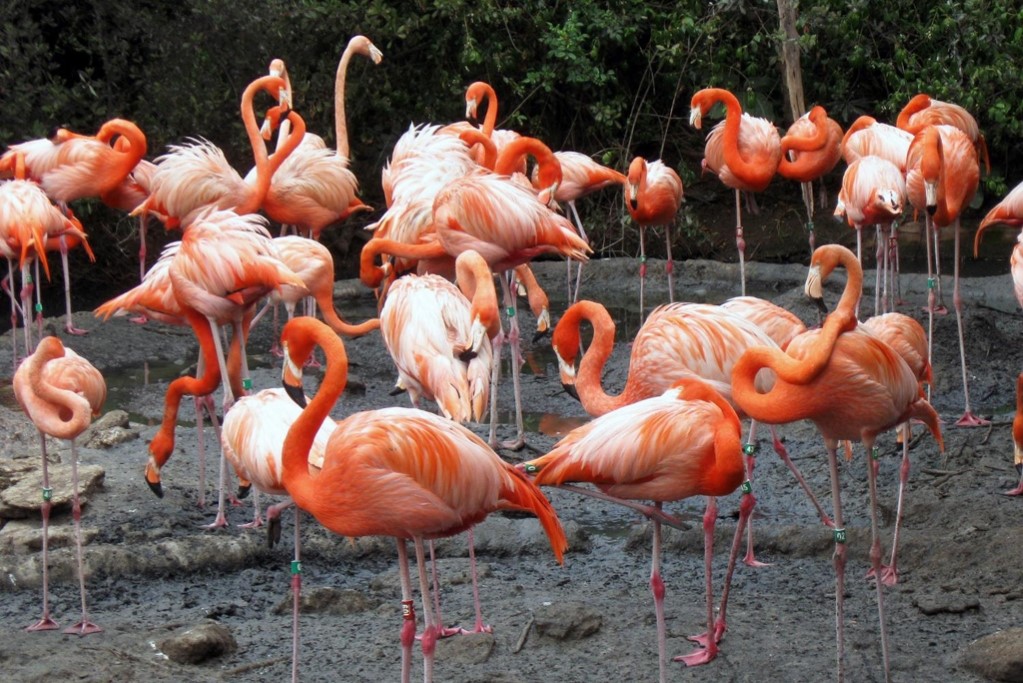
[437, 631, 495, 665]
[273, 586, 380, 616]
[913, 591, 981, 615]
[0, 518, 98, 553]
[533, 601, 602, 641]
[961, 628, 1023, 682]
[156, 620, 237, 664]
[81, 409, 140, 448]
[0, 463, 104, 518]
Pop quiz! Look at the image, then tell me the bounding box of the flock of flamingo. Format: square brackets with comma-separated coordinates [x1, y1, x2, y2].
[2, 31, 1022, 683]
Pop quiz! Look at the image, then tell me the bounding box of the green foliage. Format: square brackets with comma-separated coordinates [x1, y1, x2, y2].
[1, 0, 1021, 284]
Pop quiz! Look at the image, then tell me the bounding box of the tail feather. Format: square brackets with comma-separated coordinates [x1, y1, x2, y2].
[501, 465, 568, 564]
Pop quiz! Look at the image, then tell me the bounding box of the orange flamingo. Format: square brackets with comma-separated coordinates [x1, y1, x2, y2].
[13, 336, 106, 635]
[897, 93, 990, 174]
[523, 378, 744, 677]
[840, 116, 913, 171]
[973, 180, 1023, 494]
[278, 316, 567, 683]
[690, 87, 781, 295]
[260, 36, 382, 239]
[834, 155, 907, 315]
[777, 105, 843, 252]
[221, 386, 335, 682]
[905, 124, 984, 426]
[624, 156, 684, 313]
[732, 243, 944, 683]
[132, 74, 295, 229]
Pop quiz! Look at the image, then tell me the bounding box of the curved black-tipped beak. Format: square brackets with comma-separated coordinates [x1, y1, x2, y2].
[285, 381, 307, 408]
[532, 328, 551, 344]
[809, 295, 828, 327]
[267, 516, 282, 549]
[926, 204, 937, 217]
[1016, 462, 1022, 476]
[629, 197, 638, 211]
[237, 483, 252, 500]
[147, 479, 164, 499]
[562, 382, 580, 402]
[458, 348, 478, 363]
[388, 385, 407, 397]
[467, 114, 480, 127]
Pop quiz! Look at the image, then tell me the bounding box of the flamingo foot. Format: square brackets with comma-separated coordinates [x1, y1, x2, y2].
[866, 564, 899, 586]
[687, 618, 726, 647]
[954, 411, 990, 427]
[64, 619, 102, 636]
[129, 314, 149, 325]
[26, 616, 59, 632]
[238, 515, 264, 529]
[920, 303, 948, 315]
[65, 323, 89, 335]
[673, 644, 718, 667]
[1002, 481, 1023, 496]
[270, 342, 284, 358]
[499, 437, 526, 451]
[742, 551, 771, 568]
[303, 354, 323, 369]
[448, 622, 494, 636]
[202, 512, 229, 530]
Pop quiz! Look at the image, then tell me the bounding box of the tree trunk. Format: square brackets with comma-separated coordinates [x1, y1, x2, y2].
[776, 0, 806, 122]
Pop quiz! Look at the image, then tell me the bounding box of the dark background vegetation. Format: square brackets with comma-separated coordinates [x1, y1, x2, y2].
[2, 0, 1021, 312]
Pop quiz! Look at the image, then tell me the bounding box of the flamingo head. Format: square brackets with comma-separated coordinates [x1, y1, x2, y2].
[875, 188, 904, 218]
[689, 105, 704, 129]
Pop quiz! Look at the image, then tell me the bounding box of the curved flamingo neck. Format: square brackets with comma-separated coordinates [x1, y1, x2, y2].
[780, 107, 829, 156]
[841, 115, 878, 151]
[237, 75, 287, 215]
[458, 129, 497, 170]
[818, 244, 864, 321]
[359, 237, 449, 288]
[896, 94, 931, 132]
[674, 379, 745, 494]
[18, 338, 93, 440]
[466, 82, 499, 137]
[281, 318, 350, 514]
[96, 119, 148, 169]
[455, 250, 499, 340]
[561, 301, 632, 415]
[699, 88, 771, 183]
[334, 36, 378, 159]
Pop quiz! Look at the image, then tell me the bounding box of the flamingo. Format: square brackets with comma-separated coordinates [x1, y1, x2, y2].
[131, 74, 294, 230]
[220, 387, 336, 683]
[13, 336, 106, 635]
[523, 378, 745, 679]
[974, 180, 1023, 494]
[732, 243, 944, 683]
[278, 316, 568, 683]
[690, 87, 782, 295]
[777, 105, 843, 253]
[624, 156, 684, 313]
[0, 152, 77, 361]
[896, 93, 990, 174]
[260, 36, 382, 239]
[905, 124, 984, 426]
[840, 116, 913, 170]
[833, 155, 907, 315]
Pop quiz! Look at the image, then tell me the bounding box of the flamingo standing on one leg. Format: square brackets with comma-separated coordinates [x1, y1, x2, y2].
[624, 156, 684, 314]
[522, 378, 744, 679]
[13, 336, 106, 635]
[833, 155, 907, 316]
[732, 243, 944, 683]
[777, 105, 843, 254]
[278, 316, 567, 683]
[690, 88, 781, 296]
[897, 93, 990, 175]
[905, 124, 984, 426]
[221, 387, 336, 683]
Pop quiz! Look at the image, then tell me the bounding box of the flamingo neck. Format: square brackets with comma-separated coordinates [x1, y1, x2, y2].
[359, 237, 449, 288]
[569, 302, 631, 415]
[237, 75, 286, 215]
[19, 338, 93, 440]
[896, 94, 931, 133]
[334, 40, 359, 159]
[455, 250, 499, 340]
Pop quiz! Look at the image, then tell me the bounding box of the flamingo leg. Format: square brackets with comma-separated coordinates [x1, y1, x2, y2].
[931, 222, 947, 312]
[487, 327, 505, 449]
[665, 224, 675, 303]
[138, 215, 148, 283]
[740, 421, 769, 567]
[27, 430, 59, 632]
[33, 258, 43, 340]
[638, 226, 647, 317]
[4, 261, 18, 370]
[289, 508, 302, 683]
[734, 189, 746, 296]
[874, 225, 883, 317]
[951, 220, 989, 427]
[825, 440, 848, 682]
[201, 406, 230, 530]
[59, 235, 87, 335]
[675, 496, 719, 666]
[396, 540, 416, 683]
[20, 263, 35, 354]
[464, 527, 492, 634]
[865, 444, 892, 681]
[553, 483, 688, 529]
[768, 425, 834, 527]
[414, 538, 438, 683]
[498, 273, 525, 450]
[874, 423, 910, 585]
[1005, 465, 1023, 497]
[63, 438, 101, 636]
[568, 201, 586, 303]
[649, 511, 668, 683]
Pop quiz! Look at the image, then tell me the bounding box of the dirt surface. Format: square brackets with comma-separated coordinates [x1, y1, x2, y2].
[0, 233, 1021, 683]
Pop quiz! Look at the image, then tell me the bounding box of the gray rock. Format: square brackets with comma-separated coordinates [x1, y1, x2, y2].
[961, 628, 1023, 682]
[0, 517, 98, 553]
[81, 409, 140, 448]
[273, 586, 381, 616]
[156, 620, 237, 664]
[913, 591, 981, 615]
[437, 631, 495, 664]
[0, 463, 104, 518]
[533, 601, 602, 641]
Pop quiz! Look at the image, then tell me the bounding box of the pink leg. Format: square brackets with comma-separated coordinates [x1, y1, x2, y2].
[769, 426, 834, 527]
[414, 538, 438, 683]
[825, 441, 848, 682]
[396, 540, 416, 683]
[649, 512, 668, 683]
[638, 226, 647, 318]
[201, 407, 229, 530]
[27, 431, 59, 632]
[59, 236, 87, 335]
[64, 439, 101, 635]
[675, 496, 719, 666]
[551, 483, 687, 529]
[864, 444, 892, 680]
[238, 488, 264, 529]
[1005, 466, 1023, 496]
[289, 510, 302, 683]
[463, 527, 492, 634]
[735, 190, 746, 296]
[740, 422, 769, 567]
[871, 424, 910, 585]
[951, 222, 989, 427]
[665, 225, 675, 303]
[499, 274, 525, 450]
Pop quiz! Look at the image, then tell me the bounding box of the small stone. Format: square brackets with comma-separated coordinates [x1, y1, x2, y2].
[533, 601, 602, 641]
[273, 586, 380, 616]
[156, 620, 237, 664]
[438, 631, 495, 664]
[913, 591, 981, 615]
[0, 463, 104, 518]
[961, 628, 1023, 682]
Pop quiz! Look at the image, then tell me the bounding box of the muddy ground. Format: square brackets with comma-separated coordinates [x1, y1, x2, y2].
[0, 229, 1021, 683]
